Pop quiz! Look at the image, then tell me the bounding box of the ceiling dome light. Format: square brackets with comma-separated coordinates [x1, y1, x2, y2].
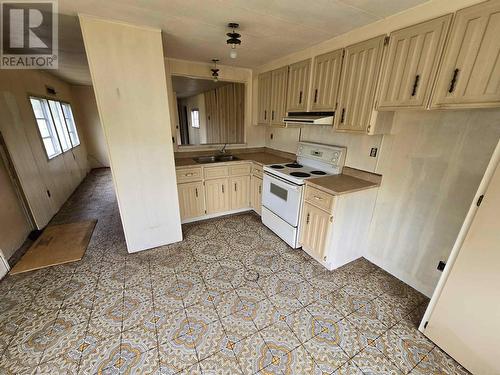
[211, 59, 219, 82]
[226, 23, 241, 59]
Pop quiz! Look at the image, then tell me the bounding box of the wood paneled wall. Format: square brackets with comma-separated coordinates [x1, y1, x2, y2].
[205, 83, 245, 144]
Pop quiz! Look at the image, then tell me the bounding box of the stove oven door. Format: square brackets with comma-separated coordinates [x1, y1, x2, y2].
[262, 172, 303, 227]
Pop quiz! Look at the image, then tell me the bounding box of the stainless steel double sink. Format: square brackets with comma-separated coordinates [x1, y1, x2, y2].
[193, 155, 239, 164]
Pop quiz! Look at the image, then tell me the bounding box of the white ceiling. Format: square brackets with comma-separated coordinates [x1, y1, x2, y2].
[172, 76, 234, 98]
[55, 0, 429, 85]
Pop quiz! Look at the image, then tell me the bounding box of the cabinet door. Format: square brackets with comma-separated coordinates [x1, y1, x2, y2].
[299, 202, 332, 261]
[205, 178, 229, 214]
[335, 35, 385, 133]
[177, 182, 205, 220]
[311, 49, 343, 111]
[270, 66, 289, 126]
[251, 176, 263, 215]
[230, 175, 250, 210]
[378, 15, 452, 110]
[287, 59, 311, 112]
[431, 1, 500, 108]
[257, 71, 272, 125]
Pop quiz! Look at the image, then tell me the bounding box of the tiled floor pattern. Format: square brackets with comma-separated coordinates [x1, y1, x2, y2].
[0, 169, 470, 375]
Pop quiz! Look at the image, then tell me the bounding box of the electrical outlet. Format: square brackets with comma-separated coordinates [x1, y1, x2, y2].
[370, 147, 378, 157]
[437, 261, 446, 271]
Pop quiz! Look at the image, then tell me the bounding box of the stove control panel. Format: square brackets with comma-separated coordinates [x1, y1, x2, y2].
[297, 142, 346, 168]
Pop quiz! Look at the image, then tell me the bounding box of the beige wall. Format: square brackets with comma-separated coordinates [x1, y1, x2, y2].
[71, 85, 109, 168]
[0, 70, 88, 229]
[0, 152, 30, 260]
[165, 58, 265, 152]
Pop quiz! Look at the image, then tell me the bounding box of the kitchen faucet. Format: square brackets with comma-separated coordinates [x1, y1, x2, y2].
[220, 143, 228, 154]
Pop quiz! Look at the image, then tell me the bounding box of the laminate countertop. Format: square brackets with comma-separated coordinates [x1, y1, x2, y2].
[306, 173, 380, 196]
[175, 151, 294, 167]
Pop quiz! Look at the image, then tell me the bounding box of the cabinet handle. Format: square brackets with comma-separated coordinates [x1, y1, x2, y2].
[272, 110, 275, 120]
[234, 183, 237, 192]
[411, 74, 420, 97]
[185, 173, 194, 177]
[306, 213, 310, 224]
[340, 108, 345, 124]
[448, 68, 459, 93]
[314, 89, 318, 103]
[258, 186, 261, 194]
[264, 110, 267, 120]
[222, 185, 224, 193]
[195, 188, 198, 198]
[299, 91, 303, 104]
[313, 195, 323, 201]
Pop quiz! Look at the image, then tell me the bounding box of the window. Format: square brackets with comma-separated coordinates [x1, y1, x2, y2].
[191, 109, 200, 128]
[30, 97, 62, 159]
[29, 97, 81, 159]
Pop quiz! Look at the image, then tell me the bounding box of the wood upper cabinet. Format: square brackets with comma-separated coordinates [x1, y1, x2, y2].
[431, 0, 500, 108]
[299, 201, 332, 261]
[378, 15, 452, 110]
[177, 181, 205, 220]
[205, 178, 229, 214]
[270, 66, 289, 126]
[251, 175, 263, 215]
[257, 71, 272, 125]
[286, 59, 311, 112]
[335, 35, 385, 133]
[310, 49, 344, 111]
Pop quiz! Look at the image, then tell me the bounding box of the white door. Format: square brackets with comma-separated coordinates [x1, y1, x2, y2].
[262, 173, 302, 226]
[422, 141, 500, 374]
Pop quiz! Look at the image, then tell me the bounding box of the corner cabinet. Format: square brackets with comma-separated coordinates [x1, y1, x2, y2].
[310, 49, 344, 111]
[270, 66, 289, 126]
[257, 71, 272, 125]
[335, 35, 385, 133]
[431, 0, 500, 109]
[378, 14, 452, 110]
[286, 59, 311, 112]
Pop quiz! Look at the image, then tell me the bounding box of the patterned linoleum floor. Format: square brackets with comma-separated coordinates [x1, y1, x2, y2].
[0, 169, 469, 375]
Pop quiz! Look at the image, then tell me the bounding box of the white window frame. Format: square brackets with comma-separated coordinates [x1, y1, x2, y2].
[29, 96, 81, 160]
[191, 108, 200, 128]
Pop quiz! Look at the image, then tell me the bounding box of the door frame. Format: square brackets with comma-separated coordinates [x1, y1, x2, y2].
[420, 138, 500, 332]
[0, 131, 36, 231]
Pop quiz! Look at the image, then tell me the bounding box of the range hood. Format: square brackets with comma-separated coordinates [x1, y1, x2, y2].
[283, 111, 334, 126]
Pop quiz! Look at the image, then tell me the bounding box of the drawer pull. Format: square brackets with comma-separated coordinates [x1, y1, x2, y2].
[195, 188, 198, 198]
[313, 195, 324, 201]
[306, 213, 310, 224]
[222, 185, 225, 193]
[234, 183, 237, 192]
[185, 173, 194, 176]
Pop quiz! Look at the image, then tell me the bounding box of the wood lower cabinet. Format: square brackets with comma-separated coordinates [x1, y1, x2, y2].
[335, 35, 385, 133]
[251, 175, 263, 215]
[378, 14, 452, 110]
[230, 175, 250, 210]
[300, 201, 332, 262]
[205, 178, 230, 214]
[177, 181, 205, 220]
[431, 0, 500, 108]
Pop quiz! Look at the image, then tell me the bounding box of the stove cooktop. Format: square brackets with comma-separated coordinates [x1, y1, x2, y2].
[263, 162, 332, 185]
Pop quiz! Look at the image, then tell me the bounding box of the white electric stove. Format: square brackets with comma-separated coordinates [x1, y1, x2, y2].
[262, 142, 347, 248]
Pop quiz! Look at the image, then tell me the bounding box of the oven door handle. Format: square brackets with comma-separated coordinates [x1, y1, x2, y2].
[264, 172, 302, 192]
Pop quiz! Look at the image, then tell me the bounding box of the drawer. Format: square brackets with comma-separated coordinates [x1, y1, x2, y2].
[229, 163, 251, 176]
[305, 185, 334, 212]
[251, 164, 263, 178]
[204, 166, 229, 179]
[176, 167, 202, 183]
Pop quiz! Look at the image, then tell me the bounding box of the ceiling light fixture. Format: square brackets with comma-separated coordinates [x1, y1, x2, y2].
[226, 23, 241, 59]
[211, 59, 219, 82]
